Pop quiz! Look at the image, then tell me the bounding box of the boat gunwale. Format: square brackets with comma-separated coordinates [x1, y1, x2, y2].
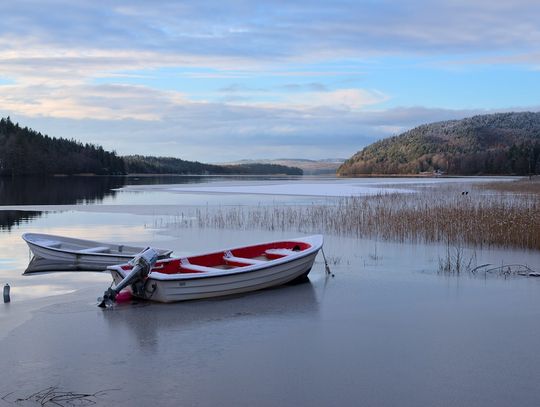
[109, 235, 323, 281]
[22, 232, 173, 258]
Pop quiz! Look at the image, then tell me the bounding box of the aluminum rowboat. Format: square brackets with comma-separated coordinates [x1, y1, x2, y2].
[22, 232, 173, 271]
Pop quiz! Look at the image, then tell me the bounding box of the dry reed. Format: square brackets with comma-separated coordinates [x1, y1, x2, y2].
[163, 182, 540, 251]
[475, 176, 540, 194]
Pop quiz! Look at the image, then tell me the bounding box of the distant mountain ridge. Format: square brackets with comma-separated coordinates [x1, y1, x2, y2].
[125, 155, 303, 175]
[223, 158, 345, 175]
[338, 112, 540, 176]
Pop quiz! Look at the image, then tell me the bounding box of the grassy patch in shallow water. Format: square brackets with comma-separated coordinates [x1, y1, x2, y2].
[162, 181, 540, 251]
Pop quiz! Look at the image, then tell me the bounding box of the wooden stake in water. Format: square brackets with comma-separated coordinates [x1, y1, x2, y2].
[320, 248, 334, 277]
[3, 283, 10, 303]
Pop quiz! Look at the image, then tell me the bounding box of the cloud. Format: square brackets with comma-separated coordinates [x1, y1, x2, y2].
[2, 1, 540, 66]
[0, 83, 189, 120]
[284, 88, 389, 110]
[218, 84, 267, 93]
[1, 1, 539, 163]
[280, 83, 329, 92]
[458, 52, 540, 70]
[1, 1, 539, 91]
[7, 93, 521, 163]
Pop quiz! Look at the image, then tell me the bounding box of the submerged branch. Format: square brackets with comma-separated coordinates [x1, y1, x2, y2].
[5, 386, 119, 406]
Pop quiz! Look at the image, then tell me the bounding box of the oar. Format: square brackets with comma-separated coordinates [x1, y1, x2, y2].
[98, 247, 158, 308]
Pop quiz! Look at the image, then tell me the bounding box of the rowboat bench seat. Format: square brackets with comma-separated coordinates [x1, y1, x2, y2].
[179, 258, 216, 273]
[265, 248, 295, 259]
[223, 252, 266, 266]
[78, 246, 111, 254]
[37, 240, 62, 249]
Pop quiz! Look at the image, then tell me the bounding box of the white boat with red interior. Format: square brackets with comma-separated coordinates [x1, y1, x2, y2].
[102, 235, 323, 305]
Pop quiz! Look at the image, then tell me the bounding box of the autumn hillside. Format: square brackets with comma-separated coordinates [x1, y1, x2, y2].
[338, 112, 540, 176]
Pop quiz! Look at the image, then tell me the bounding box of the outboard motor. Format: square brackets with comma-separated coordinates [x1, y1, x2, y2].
[98, 247, 159, 308]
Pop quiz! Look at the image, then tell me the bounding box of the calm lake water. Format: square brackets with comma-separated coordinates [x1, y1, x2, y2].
[1, 175, 539, 407]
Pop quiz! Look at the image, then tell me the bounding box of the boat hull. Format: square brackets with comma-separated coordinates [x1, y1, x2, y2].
[22, 233, 172, 271]
[109, 235, 323, 302]
[26, 241, 135, 270]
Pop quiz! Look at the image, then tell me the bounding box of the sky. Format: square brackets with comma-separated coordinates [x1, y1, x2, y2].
[0, 0, 539, 163]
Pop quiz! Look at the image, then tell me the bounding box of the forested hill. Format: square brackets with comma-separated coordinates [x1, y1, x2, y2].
[124, 155, 303, 175]
[338, 112, 540, 176]
[0, 117, 302, 176]
[0, 117, 125, 175]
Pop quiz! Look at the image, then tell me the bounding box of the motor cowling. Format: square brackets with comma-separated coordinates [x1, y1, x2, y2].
[98, 247, 159, 308]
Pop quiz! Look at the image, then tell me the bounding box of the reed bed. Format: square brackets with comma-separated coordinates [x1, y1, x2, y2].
[165, 183, 540, 251]
[475, 176, 540, 194]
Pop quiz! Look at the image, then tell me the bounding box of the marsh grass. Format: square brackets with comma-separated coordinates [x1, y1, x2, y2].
[163, 182, 540, 251]
[437, 249, 537, 276]
[437, 241, 476, 274]
[475, 176, 540, 194]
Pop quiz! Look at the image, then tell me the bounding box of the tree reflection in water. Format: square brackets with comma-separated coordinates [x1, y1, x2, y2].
[0, 176, 126, 229]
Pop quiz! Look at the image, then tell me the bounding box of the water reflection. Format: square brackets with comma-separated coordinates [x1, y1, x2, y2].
[0, 210, 41, 231]
[23, 257, 97, 273]
[0, 175, 304, 228]
[123, 174, 301, 186]
[0, 176, 125, 205]
[0, 176, 126, 229]
[0, 175, 297, 205]
[101, 280, 319, 352]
